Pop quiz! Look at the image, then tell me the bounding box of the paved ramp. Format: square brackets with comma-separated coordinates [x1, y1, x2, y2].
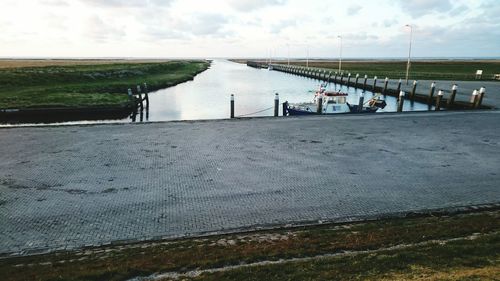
[1, 111, 499, 255]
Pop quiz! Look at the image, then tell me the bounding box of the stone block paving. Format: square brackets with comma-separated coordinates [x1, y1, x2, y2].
[1, 111, 499, 256]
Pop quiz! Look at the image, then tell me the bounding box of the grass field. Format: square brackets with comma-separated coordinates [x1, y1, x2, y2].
[0, 60, 210, 109]
[1, 209, 498, 281]
[233, 59, 500, 81]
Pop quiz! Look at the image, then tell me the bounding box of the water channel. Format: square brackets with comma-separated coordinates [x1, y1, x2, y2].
[3, 59, 431, 126]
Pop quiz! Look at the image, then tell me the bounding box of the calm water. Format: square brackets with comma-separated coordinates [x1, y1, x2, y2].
[144, 60, 429, 122]
[2, 59, 431, 126]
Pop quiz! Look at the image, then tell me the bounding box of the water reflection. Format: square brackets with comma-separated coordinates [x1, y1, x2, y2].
[144, 60, 430, 122]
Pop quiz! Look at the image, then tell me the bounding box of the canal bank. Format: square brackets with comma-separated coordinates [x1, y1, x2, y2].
[1, 110, 499, 255]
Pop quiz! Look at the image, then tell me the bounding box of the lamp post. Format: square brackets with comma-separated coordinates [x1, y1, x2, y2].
[405, 24, 413, 85]
[337, 35, 342, 72]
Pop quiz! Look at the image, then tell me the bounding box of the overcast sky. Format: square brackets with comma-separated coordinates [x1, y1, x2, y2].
[1, 0, 499, 58]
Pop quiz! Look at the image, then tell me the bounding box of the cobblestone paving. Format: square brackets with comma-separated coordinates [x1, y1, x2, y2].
[1, 111, 499, 255]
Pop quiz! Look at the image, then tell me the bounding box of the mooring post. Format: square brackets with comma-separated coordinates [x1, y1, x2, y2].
[334, 72, 338, 83]
[143, 82, 149, 108]
[282, 101, 288, 116]
[127, 88, 133, 101]
[383, 77, 389, 95]
[373, 76, 378, 90]
[397, 91, 405, 112]
[436, 90, 443, 111]
[447, 84, 458, 108]
[470, 89, 479, 107]
[410, 80, 418, 101]
[317, 95, 323, 114]
[230, 94, 235, 118]
[476, 87, 486, 109]
[340, 72, 344, 84]
[363, 75, 368, 92]
[428, 82, 436, 106]
[358, 92, 364, 113]
[274, 93, 279, 117]
[396, 78, 402, 94]
[355, 73, 359, 86]
[347, 73, 351, 86]
[328, 71, 332, 83]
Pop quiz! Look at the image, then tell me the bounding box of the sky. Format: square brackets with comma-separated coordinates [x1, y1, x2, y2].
[1, 0, 499, 58]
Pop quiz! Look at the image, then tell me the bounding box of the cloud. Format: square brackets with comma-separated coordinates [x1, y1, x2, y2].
[347, 4, 362, 15]
[39, 0, 69, 6]
[270, 18, 297, 34]
[227, 0, 286, 12]
[383, 19, 397, 27]
[84, 15, 126, 42]
[395, 0, 453, 18]
[79, 0, 173, 8]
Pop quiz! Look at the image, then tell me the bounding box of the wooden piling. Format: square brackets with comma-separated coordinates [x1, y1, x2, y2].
[143, 83, 149, 108]
[347, 73, 351, 86]
[363, 75, 368, 92]
[397, 91, 405, 112]
[230, 94, 234, 118]
[274, 93, 279, 117]
[282, 101, 288, 116]
[340, 72, 344, 84]
[334, 72, 338, 83]
[447, 84, 458, 108]
[410, 80, 418, 101]
[436, 90, 443, 111]
[396, 78, 402, 95]
[428, 82, 436, 106]
[470, 89, 479, 107]
[383, 77, 389, 95]
[355, 73, 359, 86]
[373, 76, 378, 90]
[317, 95, 323, 114]
[476, 87, 486, 109]
[358, 92, 364, 113]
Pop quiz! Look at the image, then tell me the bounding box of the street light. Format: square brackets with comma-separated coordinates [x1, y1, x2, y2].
[405, 24, 413, 85]
[337, 35, 342, 72]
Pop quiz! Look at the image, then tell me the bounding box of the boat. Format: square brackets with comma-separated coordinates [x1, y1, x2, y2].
[284, 84, 385, 116]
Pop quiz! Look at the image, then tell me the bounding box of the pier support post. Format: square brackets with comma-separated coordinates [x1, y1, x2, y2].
[230, 94, 235, 118]
[397, 91, 405, 112]
[355, 73, 360, 86]
[274, 93, 279, 117]
[143, 82, 149, 108]
[127, 88, 133, 101]
[317, 95, 323, 114]
[447, 84, 458, 108]
[328, 71, 332, 83]
[373, 76, 378, 90]
[383, 77, 389, 95]
[470, 89, 479, 107]
[428, 82, 436, 106]
[340, 72, 344, 84]
[363, 75, 368, 92]
[334, 72, 338, 83]
[436, 90, 443, 111]
[476, 87, 486, 109]
[410, 80, 418, 101]
[347, 73, 351, 86]
[282, 101, 288, 116]
[358, 92, 364, 113]
[396, 78, 402, 95]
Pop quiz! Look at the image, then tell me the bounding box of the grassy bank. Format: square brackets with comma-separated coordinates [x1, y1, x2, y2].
[1, 209, 499, 281]
[233, 59, 500, 81]
[0, 60, 210, 109]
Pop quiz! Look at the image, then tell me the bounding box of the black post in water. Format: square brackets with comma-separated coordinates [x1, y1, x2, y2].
[373, 76, 378, 90]
[363, 75, 368, 92]
[428, 82, 436, 106]
[347, 73, 351, 86]
[396, 78, 402, 95]
[334, 72, 338, 83]
[470, 89, 479, 107]
[355, 73, 360, 86]
[383, 77, 389, 95]
[282, 101, 288, 116]
[230, 94, 235, 118]
[358, 92, 364, 113]
[143, 83, 149, 108]
[447, 84, 458, 108]
[410, 80, 418, 101]
[317, 95, 323, 114]
[397, 91, 405, 112]
[476, 87, 486, 109]
[435, 90, 443, 111]
[340, 72, 344, 84]
[274, 93, 279, 117]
